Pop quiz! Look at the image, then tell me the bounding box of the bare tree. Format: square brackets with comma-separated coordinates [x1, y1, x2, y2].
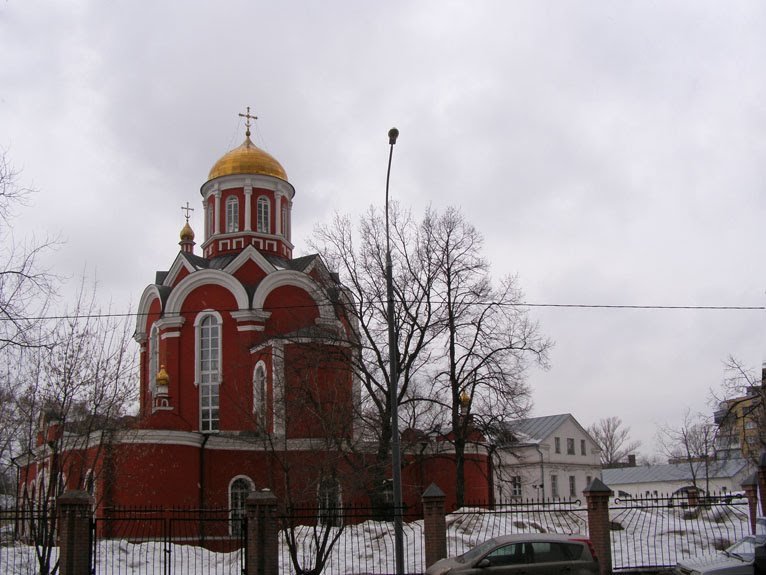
[427, 207, 551, 507]
[313, 205, 550, 509]
[587, 416, 641, 467]
[657, 410, 716, 494]
[0, 151, 57, 503]
[712, 356, 766, 463]
[310, 204, 440, 506]
[13, 281, 138, 575]
[0, 150, 57, 351]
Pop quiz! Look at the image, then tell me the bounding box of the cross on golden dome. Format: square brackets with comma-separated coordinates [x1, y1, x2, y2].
[181, 201, 194, 223]
[238, 106, 258, 138]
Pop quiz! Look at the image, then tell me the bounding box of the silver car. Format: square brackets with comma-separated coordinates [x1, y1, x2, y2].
[425, 534, 599, 575]
[675, 535, 766, 575]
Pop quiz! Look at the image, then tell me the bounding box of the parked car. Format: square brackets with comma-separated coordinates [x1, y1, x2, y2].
[425, 533, 599, 575]
[675, 534, 766, 575]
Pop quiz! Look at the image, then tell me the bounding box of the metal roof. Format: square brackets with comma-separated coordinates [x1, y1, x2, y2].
[602, 458, 751, 485]
[503, 414, 573, 444]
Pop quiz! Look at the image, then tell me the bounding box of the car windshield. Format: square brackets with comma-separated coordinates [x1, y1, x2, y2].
[458, 539, 500, 564]
[724, 536, 764, 561]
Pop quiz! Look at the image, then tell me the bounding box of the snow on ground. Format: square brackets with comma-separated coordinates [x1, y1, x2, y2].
[0, 502, 752, 574]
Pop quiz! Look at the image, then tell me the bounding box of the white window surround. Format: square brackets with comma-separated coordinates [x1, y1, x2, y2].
[149, 324, 159, 395]
[195, 311, 222, 433]
[253, 361, 267, 430]
[229, 475, 254, 536]
[225, 196, 239, 233]
[194, 311, 222, 386]
[257, 196, 270, 233]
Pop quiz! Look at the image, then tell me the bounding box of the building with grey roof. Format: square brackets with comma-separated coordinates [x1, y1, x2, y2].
[494, 413, 602, 501]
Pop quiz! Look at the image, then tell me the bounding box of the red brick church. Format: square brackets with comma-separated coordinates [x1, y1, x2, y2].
[19, 116, 491, 520]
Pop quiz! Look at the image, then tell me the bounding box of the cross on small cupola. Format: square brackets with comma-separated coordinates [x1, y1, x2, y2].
[179, 201, 196, 254]
[239, 106, 258, 138]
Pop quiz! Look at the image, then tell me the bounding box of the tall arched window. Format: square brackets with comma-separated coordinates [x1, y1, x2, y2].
[318, 475, 342, 527]
[229, 476, 254, 536]
[281, 206, 289, 239]
[226, 196, 239, 233]
[207, 203, 214, 238]
[149, 324, 159, 395]
[257, 196, 270, 233]
[253, 362, 267, 432]
[197, 313, 221, 432]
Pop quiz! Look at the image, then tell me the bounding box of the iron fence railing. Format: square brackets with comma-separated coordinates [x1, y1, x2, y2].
[610, 491, 750, 571]
[446, 499, 589, 558]
[92, 507, 245, 575]
[0, 506, 60, 575]
[276, 505, 424, 575]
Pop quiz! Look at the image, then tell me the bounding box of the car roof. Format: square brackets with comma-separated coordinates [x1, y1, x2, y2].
[489, 534, 588, 545]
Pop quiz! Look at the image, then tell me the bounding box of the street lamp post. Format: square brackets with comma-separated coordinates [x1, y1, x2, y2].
[385, 127, 404, 575]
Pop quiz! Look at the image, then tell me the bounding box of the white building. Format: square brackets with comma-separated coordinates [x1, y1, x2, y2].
[601, 459, 753, 498]
[493, 414, 602, 501]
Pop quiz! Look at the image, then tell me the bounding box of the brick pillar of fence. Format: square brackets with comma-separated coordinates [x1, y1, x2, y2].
[759, 453, 766, 517]
[58, 490, 94, 575]
[584, 478, 613, 575]
[743, 472, 759, 534]
[422, 483, 447, 568]
[246, 489, 279, 575]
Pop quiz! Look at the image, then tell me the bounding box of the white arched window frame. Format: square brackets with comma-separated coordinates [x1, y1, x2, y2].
[195, 311, 222, 433]
[253, 361, 267, 432]
[225, 196, 239, 233]
[229, 475, 255, 536]
[257, 196, 270, 233]
[207, 202, 214, 239]
[149, 324, 159, 395]
[317, 475, 343, 527]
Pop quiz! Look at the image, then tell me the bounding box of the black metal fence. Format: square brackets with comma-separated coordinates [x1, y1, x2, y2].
[610, 491, 750, 571]
[92, 507, 246, 575]
[276, 505, 424, 575]
[0, 506, 60, 575]
[445, 498, 589, 557]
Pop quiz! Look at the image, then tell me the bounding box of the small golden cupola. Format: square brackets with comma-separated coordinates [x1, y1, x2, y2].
[199, 108, 296, 260]
[179, 202, 196, 255]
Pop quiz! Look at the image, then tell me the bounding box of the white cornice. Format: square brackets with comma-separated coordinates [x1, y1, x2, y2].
[200, 174, 295, 201]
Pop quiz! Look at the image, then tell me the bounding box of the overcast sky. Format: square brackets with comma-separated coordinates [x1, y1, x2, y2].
[1, 1, 765, 458]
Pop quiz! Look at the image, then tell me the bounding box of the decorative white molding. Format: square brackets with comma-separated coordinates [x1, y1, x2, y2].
[200, 174, 295, 202]
[214, 191, 221, 235]
[272, 341, 285, 437]
[251, 270, 335, 322]
[223, 245, 277, 277]
[135, 285, 164, 341]
[244, 186, 252, 231]
[164, 269, 249, 315]
[160, 331, 181, 340]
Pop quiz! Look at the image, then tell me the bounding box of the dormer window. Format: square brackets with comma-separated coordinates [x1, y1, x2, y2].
[226, 196, 239, 233]
[257, 196, 270, 233]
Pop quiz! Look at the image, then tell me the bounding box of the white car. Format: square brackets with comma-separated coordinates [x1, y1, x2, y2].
[675, 534, 766, 575]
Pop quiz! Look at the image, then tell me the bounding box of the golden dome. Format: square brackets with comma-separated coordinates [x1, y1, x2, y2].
[156, 365, 170, 387]
[208, 136, 288, 181]
[180, 221, 195, 241]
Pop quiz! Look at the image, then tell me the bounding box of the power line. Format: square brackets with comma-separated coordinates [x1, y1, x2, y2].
[2, 301, 764, 322]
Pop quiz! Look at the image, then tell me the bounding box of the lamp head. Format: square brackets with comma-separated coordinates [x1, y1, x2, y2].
[388, 127, 399, 145]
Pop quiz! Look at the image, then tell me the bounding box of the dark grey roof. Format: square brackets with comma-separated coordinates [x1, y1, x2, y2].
[602, 459, 752, 485]
[503, 414, 573, 444]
